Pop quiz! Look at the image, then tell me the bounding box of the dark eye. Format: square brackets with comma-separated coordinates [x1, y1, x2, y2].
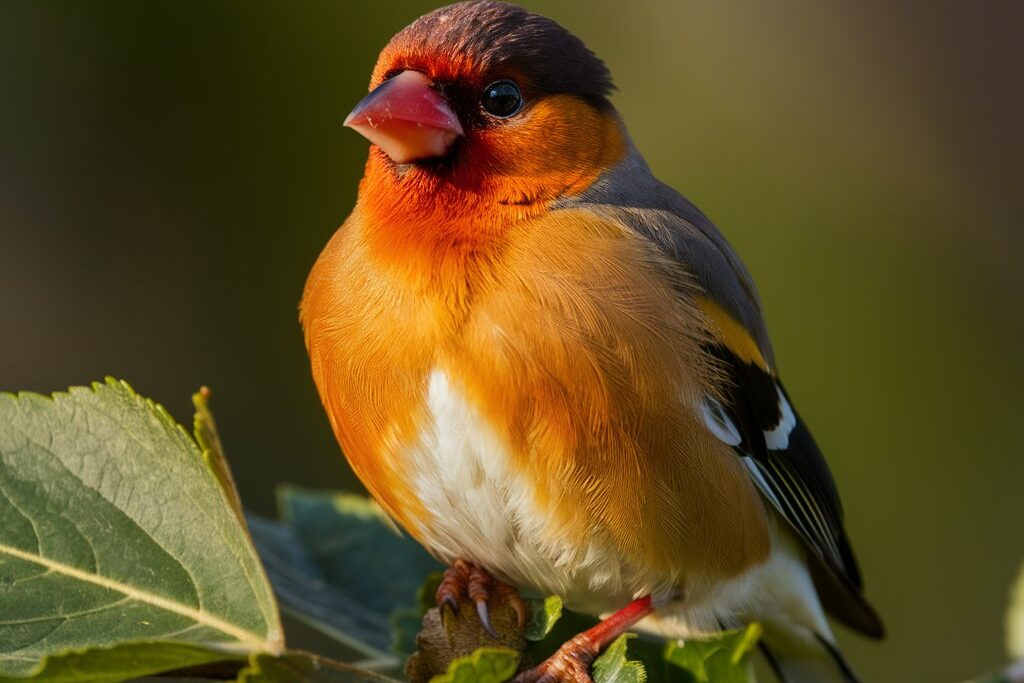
[481, 80, 523, 117]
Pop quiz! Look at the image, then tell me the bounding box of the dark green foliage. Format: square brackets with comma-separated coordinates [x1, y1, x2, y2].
[1, 381, 1017, 682]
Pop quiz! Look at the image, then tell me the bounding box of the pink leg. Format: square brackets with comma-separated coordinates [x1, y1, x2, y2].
[514, 596, 655, 683]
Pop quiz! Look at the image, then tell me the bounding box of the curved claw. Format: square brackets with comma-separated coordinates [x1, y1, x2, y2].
[441, 595, 459, 615]
[508, 591, 527, 629]
[476, 598, 499, 639]
[439, 595, 459, 630]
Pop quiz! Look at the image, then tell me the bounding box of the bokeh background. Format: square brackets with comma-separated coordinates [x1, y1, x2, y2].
[1, 1, 1021, 680]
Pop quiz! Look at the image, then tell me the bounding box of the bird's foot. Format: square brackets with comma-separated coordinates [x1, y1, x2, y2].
[513, 633, 598, 683]
[436, 558, 526, 638]
[513, 595, 655, 683]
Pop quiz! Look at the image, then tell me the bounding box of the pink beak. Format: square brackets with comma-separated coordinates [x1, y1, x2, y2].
[344, 70, 464, 164]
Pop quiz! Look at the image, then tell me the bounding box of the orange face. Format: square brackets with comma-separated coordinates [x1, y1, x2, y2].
[346, 39, 628, 242]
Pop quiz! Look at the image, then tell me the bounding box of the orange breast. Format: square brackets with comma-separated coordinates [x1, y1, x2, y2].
[301, 205, 770, 586]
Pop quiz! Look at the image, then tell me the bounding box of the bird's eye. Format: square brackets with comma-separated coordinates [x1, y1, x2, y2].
[481, 80, 523, 118]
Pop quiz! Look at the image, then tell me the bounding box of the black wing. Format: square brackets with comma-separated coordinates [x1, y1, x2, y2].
[704, 342, 884, 638]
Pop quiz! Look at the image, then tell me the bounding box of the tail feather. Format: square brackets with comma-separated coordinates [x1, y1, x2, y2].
[760, 628, 861, 683]
[748, 523, 870, 682]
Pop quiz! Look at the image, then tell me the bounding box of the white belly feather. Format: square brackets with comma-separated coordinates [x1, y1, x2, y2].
[405, 369, 832, 642]
[407, 369, 636, 614]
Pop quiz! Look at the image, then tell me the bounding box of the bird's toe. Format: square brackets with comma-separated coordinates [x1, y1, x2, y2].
[436, 558, 523, 638]
[514, 634, 597, 683]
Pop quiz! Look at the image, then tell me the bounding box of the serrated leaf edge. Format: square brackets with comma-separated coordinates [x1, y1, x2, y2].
[0, 378, 284, 654]
[522, 596, 563, 642]
[593, 634, 646, 683]
[429, 647, 520, 683]
[192, 387, 246, 524]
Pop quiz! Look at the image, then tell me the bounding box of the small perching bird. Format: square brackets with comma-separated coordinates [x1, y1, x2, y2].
[301, 3, 883, 682]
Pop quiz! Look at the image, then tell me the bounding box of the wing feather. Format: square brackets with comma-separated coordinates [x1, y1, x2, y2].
[562, 147, 883, 637]
[702, 326, 882, 637]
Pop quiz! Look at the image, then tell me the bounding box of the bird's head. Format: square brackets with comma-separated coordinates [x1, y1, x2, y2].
[346, 1, 627, 230]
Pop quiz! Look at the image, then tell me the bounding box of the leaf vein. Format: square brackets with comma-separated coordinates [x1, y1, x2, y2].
[83, 398, 271, 635]
[0, 541, 272, 651]
[0, 597, 130, 626]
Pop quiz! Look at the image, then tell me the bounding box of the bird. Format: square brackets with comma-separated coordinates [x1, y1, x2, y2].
[300, 2, 884, 682]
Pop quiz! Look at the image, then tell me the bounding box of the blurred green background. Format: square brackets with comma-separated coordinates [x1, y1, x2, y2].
[1, 1, 1021, 681]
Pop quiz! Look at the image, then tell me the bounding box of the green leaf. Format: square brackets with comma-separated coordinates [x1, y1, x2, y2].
[249, 488, 440, 656]
[415, 573, 446, 615]
[517, 609, 596, 667]
[592, 635, 646, 683]
[0, 379, 283, 678]
[192, 387, 245, 525]
[522, 597, 563, 642]
[247, 515, 394, 661]
[0, 642, 233, 683]
[279, 488, 441, 618]
[428, 648, 519, 683]
[239, 652, 397, 683]
[662, 624, 761, 683]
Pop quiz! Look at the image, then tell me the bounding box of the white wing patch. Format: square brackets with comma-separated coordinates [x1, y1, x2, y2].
[702, 385, 796, 452]
[764, 386, 797, 451]
[700, 396, 742, 446]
